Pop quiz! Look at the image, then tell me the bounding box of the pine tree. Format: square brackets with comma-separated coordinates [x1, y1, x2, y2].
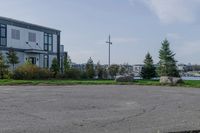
[86, 57, 95, 79]
[0, 52, 8, 79]
[6, 48, 19, 71]
[140, 52, 156, 79]
[157, 39, 180, 77]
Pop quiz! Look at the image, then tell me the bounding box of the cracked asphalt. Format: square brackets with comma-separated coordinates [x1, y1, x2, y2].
[0, 85, 200, 133]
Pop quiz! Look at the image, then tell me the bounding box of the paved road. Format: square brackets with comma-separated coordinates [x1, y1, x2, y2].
[0, 85, 200, 133]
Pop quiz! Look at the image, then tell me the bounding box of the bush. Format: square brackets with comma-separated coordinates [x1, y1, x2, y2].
[50, 58, 59, 78]
[115, 75, 134, 82]
[3, 71, 13, 79]
[80, 71, 88, 79]
[63, 68, 81, 79]
[13, 63, 52, 80]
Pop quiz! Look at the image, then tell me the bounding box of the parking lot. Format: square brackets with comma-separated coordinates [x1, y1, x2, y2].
[0, 85, 200, 133]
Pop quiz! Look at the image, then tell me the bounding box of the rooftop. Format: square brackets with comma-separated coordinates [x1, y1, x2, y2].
[0, 16, 60, 34]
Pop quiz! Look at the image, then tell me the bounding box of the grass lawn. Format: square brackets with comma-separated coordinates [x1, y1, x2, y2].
[0, 79, 117, 85]
[0, 79, 200, 88]
[182, 80, 200, 88]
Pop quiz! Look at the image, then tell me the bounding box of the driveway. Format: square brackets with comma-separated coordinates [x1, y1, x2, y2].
[0, 85, 200, 133]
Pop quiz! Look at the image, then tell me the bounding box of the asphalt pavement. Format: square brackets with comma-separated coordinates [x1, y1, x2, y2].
[0, 85, 200, 133]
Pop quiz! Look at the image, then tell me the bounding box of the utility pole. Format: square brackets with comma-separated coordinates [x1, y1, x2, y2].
[106, 35, 112, 67]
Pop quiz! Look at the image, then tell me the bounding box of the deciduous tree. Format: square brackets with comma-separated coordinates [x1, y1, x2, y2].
[6, 48, 19, 71]
[108, 64, 119, 79]
[95, 61, 103, 79]
[0, 52, 8, 79]
[86, 57, 95, 79]
[63, 53, 71, 74]
[50, 58, 60, 78]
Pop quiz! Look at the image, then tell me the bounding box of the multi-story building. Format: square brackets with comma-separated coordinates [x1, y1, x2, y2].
[0, 16, 65, 69]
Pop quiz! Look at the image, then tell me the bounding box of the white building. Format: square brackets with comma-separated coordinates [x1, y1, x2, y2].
[133, 64, 144, 77]
[177, 64, 192, 72]
[0, 16, 65, 69]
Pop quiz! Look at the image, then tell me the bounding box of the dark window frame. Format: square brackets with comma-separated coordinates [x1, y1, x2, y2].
[43, 54, 49, 68]
[28, 32, 36, 42]
[44, 33, 53, 52]
[28, 57, 36, 65]
[0, 24, 7, 46]
[11, 29, 20, 40]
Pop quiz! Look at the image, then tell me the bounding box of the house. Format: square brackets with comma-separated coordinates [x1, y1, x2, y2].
[178, 64, 193, 72]
[0, 16, 65, 69]
[133, 64, 144, 77]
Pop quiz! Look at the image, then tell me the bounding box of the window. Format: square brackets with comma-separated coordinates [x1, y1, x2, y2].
[1, 28, 6, 37]
[11, 29, 20, 40]
[44, 55, 48, 68]
[29, 57, 36, 65]
[0, 24, 7, 46]
[1, 38, 6, 46]
[44, 33, 53, 51]
[28, 32, 36, 42]
[49, 35, 52, 44]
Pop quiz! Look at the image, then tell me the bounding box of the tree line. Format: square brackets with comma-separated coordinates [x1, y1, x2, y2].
[0, 39, 180, 80]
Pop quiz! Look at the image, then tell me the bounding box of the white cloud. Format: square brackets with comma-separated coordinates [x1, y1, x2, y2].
[130, 0, 200, 24]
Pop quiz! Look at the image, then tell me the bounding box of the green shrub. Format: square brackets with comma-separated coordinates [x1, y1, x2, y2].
[13, 63, 52, 80]
[63, 68, 81, 79]
[80, 71, 88, 79]
[3, 71, 13, 79]
[50, 58, 59, 78]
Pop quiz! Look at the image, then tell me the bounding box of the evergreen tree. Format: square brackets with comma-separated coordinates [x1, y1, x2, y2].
[86, 57, 95, 79]
[0, 52, 8, 79]
[140, 52, 156, 79]
[6, 48, 19, 71]
[63, 53, 71, 74]
[50, 58, 60, 78]
[157, 39, 180, 77]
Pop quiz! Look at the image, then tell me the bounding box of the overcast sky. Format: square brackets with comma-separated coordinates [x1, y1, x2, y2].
[0, 0, 200, 65]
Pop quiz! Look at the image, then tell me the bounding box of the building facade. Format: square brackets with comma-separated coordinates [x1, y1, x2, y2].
[133, 64, 144, 77]
[0, 16, 64, 69]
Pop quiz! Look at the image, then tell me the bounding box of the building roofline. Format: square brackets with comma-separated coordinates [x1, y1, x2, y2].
[0, 16, 61, 34]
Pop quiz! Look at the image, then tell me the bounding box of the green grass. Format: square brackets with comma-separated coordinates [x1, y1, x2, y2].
[135, 80, 200, 88]
[182, 80, 200, 88]
[0, 79, 200, 88]
[134, 79, 161, 86]
[0, 79, 118, 85]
